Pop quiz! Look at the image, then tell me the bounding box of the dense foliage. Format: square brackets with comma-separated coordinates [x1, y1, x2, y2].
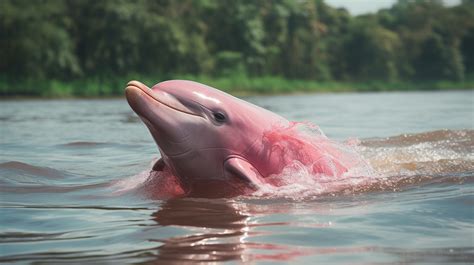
[1, 0, 473, 96]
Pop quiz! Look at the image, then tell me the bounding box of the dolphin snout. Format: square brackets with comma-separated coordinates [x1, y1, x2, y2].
[125, 80, 148, 112]
[125, 79, 201, 119]
[125, 80, 151, 105]
[126, 80, 149, 91]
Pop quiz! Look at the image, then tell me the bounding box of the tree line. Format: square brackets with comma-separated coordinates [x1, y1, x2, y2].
[1, 0, 473, 87]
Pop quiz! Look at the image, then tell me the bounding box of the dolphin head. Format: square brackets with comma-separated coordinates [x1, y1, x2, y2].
[126, 80, 287, 195]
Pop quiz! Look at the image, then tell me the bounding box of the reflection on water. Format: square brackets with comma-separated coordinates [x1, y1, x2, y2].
[148, 199, 356, 263]
[1, 91, 473, 264]
[152, 199, 250, 263]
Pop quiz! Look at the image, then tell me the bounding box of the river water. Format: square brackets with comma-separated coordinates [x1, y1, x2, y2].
[1, 90, 473, 264]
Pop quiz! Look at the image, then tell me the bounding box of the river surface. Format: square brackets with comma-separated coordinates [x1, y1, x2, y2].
[1, 90, 473, 264]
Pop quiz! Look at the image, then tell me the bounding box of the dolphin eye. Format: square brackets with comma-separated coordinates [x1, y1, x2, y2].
[213, 112, 226, 123]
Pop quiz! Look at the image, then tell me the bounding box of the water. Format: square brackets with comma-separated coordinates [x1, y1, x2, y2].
[1, 90, 473, 264]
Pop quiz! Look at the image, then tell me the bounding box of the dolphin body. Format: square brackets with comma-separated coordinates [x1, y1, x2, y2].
[125, 80, 351, 197]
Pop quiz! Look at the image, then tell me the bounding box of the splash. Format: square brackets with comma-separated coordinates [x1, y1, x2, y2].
[262, 122, 373, 178]
[251, 122, 376, 198]
[252, 128, 473, 199]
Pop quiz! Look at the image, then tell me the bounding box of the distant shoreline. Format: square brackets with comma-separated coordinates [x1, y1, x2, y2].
[1, 76, 473, 98]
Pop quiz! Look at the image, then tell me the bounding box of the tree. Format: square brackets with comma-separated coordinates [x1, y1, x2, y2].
[0, 0, 80, 78]
[343, 17, 401, 81]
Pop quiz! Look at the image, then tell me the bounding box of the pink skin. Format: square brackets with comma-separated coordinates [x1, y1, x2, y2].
[125, 80, 349, 197]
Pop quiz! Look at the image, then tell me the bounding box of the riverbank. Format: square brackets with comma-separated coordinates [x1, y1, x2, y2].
[1, 75, 472, 98]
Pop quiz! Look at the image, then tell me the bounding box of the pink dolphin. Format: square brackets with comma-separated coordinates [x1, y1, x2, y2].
[125, 80, 352, 197]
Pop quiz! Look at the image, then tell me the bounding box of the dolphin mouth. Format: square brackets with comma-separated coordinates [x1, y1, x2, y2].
[125, 80, 199, 117]
[125, 80, 201, 158]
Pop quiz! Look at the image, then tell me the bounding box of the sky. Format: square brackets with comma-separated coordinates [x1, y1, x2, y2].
[325, 0, 462, 15]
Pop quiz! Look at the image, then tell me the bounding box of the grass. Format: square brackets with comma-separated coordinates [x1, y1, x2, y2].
[0, 74, 472, 98]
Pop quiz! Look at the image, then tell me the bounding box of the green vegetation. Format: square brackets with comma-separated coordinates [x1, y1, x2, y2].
[1, 75, 471, 98]
[1, 0, 473, 97]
